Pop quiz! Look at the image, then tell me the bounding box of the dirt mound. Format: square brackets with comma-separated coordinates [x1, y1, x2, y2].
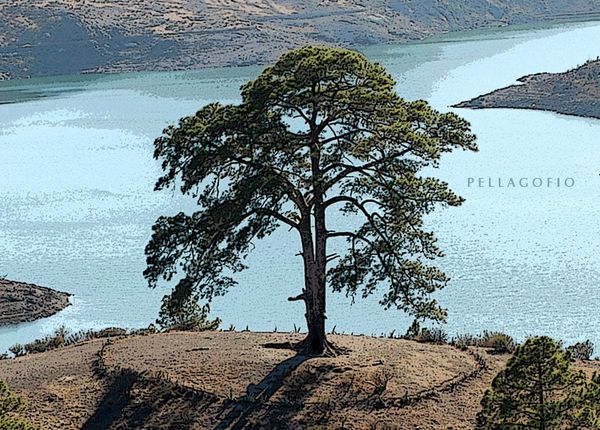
[0, 331, 517, 429]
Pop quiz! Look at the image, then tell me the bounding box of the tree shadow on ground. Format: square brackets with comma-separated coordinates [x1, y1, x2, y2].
[81, 369, 216, 430]
[81, 343, 347, 430]
[214, 339, 355, 430]
[214, 352, 312, 430]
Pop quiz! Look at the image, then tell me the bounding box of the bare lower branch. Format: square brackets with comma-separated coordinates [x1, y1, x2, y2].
[288, 293, 306, 302]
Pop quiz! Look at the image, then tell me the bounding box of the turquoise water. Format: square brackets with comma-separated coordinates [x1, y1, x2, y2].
[2, 21, 600, 352]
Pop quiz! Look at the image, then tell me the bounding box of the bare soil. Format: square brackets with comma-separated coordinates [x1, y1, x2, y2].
[0, 331, 520, 429]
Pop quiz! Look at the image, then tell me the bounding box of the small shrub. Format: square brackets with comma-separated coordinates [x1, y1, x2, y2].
[8, 344, 25, 358]
[404, 319, 421, 339]
[451, 331, 516, 354]
[157, 294, 220, 332]
[567, 340, 595, 361]
[404, 321, 448, 345]
[478, 331, 516, 354]
[0, 380, 38, 429]
[452, 333, 479, 350]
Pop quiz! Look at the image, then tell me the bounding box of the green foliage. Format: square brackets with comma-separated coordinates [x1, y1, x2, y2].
[144, 45, 476, 332]
[156, 295, 220, 332]
[478, 331, 516, 354]
[477, 336, 588, 429]
[567, 340, 595, 361]
[571, 373, 600, 429]
[0, 381, 38, 430]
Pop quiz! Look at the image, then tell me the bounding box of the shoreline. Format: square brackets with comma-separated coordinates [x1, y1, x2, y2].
[2, 4, 600, 81]
[0, 279, 71, 326]
[0, 18, 599, 84]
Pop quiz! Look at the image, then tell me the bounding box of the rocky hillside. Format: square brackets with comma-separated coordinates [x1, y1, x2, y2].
[2, 0, 600, 79]
[455, 59, 600, 119]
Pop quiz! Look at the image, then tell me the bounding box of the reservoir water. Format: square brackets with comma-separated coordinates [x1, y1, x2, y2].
[2, 21, 600, 352]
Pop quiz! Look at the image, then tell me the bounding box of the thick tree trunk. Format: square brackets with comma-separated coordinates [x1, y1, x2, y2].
[300, 262, 328, 355]
[294, 215, 330, 355]
[295, 111, 333, 356]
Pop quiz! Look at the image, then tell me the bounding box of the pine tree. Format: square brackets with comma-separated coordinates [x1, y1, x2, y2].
[477, 336, 587, 429]
[144, 46, 477, 355]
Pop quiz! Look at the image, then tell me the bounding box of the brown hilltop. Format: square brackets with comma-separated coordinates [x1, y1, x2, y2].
[0, 330, 514, 429]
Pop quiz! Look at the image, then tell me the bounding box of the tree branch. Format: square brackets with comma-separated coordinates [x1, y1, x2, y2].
[252, 208, 300, 230]
[321, 148, 412, 192]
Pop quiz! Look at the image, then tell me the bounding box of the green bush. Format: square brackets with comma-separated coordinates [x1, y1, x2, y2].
[157, 295, 220, 332]
[403, 321, 448, 344]
[478, 331, 516, 354]
[451, 331, 516, 354]
[0, 380, 38, 430]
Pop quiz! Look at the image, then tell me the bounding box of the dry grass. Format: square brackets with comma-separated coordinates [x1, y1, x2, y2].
[0, 331, 529, 429]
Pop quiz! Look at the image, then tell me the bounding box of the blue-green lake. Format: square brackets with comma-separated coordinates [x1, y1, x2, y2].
[2, 21, 600, 352]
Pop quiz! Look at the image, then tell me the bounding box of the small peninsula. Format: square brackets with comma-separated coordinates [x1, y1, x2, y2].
[454, 59, 600, 119]
[0, 279, 71, 326]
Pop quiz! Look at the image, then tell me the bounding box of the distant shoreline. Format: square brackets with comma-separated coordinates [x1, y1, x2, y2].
[0, 279, 71, 326]
[2, 2, 600, 80]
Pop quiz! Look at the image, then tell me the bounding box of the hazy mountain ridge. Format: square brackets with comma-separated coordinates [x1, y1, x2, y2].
[1, 0, 600, 79]
[455, 59, 600, 119]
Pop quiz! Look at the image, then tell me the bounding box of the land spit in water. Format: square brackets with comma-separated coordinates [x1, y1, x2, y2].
[455, 59, 600, 119]
[0, 279, 71, 326]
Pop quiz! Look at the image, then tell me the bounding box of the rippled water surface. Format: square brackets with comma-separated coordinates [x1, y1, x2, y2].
[2, 21, 600, 352]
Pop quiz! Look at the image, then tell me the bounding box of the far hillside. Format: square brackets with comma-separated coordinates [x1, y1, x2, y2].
[2, 0, 600, 78]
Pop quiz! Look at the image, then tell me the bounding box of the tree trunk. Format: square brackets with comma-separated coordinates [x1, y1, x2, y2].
[294, 217, 330, 356]
[300, 261, 327, 355]
[295, 111, 332, 356]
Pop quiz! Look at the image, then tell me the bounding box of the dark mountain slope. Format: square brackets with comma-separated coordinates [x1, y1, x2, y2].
[1, 1, 600, 79]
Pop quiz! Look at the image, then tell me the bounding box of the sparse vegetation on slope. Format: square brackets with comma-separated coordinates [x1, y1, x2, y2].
[2, 1, 600, 79]
[0, 331, 510, 430]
